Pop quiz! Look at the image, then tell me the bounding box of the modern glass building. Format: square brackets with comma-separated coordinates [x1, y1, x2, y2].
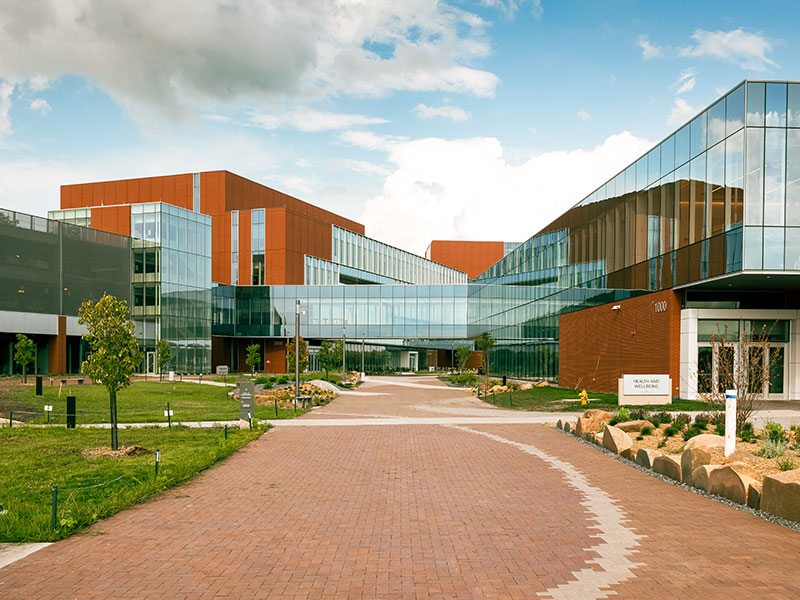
[11, 80, 800, 400]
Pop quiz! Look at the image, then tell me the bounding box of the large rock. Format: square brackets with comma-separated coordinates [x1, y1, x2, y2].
[615, 420, 653, 433]
[709, 465, 756, 505]
[636, 448, 661, 469]
[519, 383, 533, 390]
[684, 434, 725, 451]
[576, 409, 612, 436]
[574, 417, 589, 436]
[747, 482, 762, 510]
[563, 421, 571, 434]
[761, 469, 800, 523]
[602, 425, 633, 456]
[556, 419, 563, 430]
[653, 455, 682, 481]
[691, 465, 719, 492]
[535, 380, 550, 387]
[490, 385, 507, 393]
[681, 447, 715, 488]
[723, 461, 757, 480]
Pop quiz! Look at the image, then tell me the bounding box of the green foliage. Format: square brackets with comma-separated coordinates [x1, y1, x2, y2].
[764, 421, 786, 443]
[318, 340, 343, 379]
[739, 421, 757, 443]
[245, 344, 261, 373]
[79, 295, 142, 393]
[79, 294, 143, 450]
[640, 425, 653, 436]
[277, 375, 289, 385]
[714, 422, 725, 437]
[758, 438, 788, 459]
[673, 413, 691, 429]
[693, 413, 710, 430]
[156, 339, 171, 379]
[617, 407, 630, 422]
[657, 436, 667, 448]
[777, 455, 797, 471]
[455, 345, 472, 372]
[664, 425, 678, 437]
[683, 425, 702, 442]
[629, 409, 649, 421]
[474, 332, 496, 380]
[14, 333, 35, 383]
[254, 376, 273, 388]
[636, 435, 644, 441]
[444, 372, 480, 387]
[286, 336, 309, 374]
[653, 411, 673, 424]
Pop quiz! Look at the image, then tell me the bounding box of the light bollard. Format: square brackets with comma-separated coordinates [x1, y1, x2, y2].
[724, 389, 736, 457]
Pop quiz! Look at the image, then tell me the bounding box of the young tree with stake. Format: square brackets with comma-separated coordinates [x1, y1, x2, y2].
[474, 332, 496, 391]
[14, 333, 35, 384]
[156, 339, 171, 381]
[78, 294, 142, 451]
[245, 344, 261, 374]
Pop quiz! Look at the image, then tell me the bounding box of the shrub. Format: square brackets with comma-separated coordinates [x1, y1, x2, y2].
[739, 421, 757, 443]
[709, 412, 725, 427]
[714, 422, 725, 437]
[764, 422, 786, 443]
[654, 411, 673, 424]
[640, 425, 653, 436]
[693, 413, 710, 430]
[277, 375, 290, 385]
[674, 413, 691, 429]
[657, 437, 667, 448]
[254, 376, 273, 388]
[777, 456, 796, 471]
[629, 409, 649, 422]
[791, 424, 797, 432]
[612, 407, 630, 425]
[682, 426, 702, 442]
[758, 438, 788, 459]
[636, 435, 644, 441]
[664, 425, 678, 437]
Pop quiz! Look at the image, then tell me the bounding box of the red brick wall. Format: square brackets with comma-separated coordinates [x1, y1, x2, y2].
[427, 240, 504, 279]
[558, 290, 681, 396]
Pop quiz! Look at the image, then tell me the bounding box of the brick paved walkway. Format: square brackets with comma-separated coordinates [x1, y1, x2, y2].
[1, 376, 799, 598]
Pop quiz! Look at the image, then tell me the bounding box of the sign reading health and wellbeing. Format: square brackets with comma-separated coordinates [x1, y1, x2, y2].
[622, 374, 670, 396]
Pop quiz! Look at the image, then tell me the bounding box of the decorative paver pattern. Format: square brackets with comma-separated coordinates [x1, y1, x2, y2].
[2, 375, 800, 599]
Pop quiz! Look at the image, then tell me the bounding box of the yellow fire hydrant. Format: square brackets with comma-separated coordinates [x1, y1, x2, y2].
[579, 389, 588, 406]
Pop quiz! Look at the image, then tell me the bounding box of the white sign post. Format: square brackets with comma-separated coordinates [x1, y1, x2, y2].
[724, 389, 736, 457]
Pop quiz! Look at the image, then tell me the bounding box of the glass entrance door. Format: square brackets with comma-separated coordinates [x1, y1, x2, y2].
[146, 351, 156, 375]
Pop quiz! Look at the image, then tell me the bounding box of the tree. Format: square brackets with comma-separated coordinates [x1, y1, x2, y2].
[318, 340, 342, 379]
[286, 336, 309, 374]
[455, 345, 472, 373]
[245, 344, 261, 374]
[697, 322, 782, 433]
[14, 333, 35, 383]
[156, 339, 172, 381]
[79, 294, 143, 451]
[474, 332, 496, 390]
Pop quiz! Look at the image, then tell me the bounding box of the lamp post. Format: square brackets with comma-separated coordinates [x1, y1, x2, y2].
[361, 333, 365, 377]
[342, 326, 346, 386]
[295, 300, 300, 409]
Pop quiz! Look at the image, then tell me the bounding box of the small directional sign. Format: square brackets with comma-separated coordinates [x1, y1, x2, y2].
[163, 409, 174, 417]
[238, 381, 255, 420]
[44, 405, 53, 412]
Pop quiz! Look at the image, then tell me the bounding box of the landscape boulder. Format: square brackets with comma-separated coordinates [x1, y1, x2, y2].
[747, 482, 762, 510]
[681, 447, 715, 488]
[602, 425, 633, 456]
[761, 469, 800, 523]
[615, 420, 652, 433]
[636, 448, 661, 469]
[490, 385, 508, 394]
[535, 380, 550, 387]
[556, 420, 563, 430]
[684, 434, 725, 451]
[575, 409, 612, 436]
[653, 455, 682, 482]
[691, 465, 719, 492]
[708, 465, 756, 505]
[519, 383, 533, 390]
[563, 421, 571, 433]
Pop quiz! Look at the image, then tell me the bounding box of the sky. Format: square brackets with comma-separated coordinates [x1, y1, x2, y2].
[0, 0, 799, 255]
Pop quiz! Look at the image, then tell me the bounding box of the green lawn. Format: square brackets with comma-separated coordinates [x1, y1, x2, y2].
[0, 424, 264, 542]
[481, 386, 709, 412]
[1, 380, 307, 424]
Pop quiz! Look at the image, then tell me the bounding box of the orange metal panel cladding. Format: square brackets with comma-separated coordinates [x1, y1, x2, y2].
[558, 289, 681, 395]
[427, 240, 505, 279]
[89, 206, 130, 236]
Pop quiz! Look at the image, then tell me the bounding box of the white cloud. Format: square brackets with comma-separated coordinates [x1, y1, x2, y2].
[0, 0, 498, 132]
[339, 130, 407, 151]
[667, 97, 699, 127]
[577, 109, 590, 121]
[481, 0, 543, 19]
[679, 28, 776, 71]
[355, 131, 653, 254]
[30, 98, 51, 115]
[295, 158, 311, 168]
[414, 103, 470, 121]
[671, 68, 697, 95]
[0, 80, 14, 137]
[249, 107, 387, 132]
[637, 35, 663, 59]
[327, 158, 390, 176]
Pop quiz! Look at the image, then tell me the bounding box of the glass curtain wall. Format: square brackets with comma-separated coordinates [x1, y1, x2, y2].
[252, 209, 265, 285]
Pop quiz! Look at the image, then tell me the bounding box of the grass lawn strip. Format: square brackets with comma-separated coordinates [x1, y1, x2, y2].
[2, 380, 307, 424]
[0, 424, 265, 543]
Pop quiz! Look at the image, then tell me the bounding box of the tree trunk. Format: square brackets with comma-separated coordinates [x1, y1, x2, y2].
[109, 389, 118, 451]
[22, 364, 27, 384]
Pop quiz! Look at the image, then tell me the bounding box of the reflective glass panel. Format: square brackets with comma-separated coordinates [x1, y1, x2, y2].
[789, 84, 800, 127]
[786, 130, 800, 225]
[763, 227, 784, 269]
[746, 82, 765, 126]
[766, 82, 787, 127]
[764, 128, 786, 226]
[726, 84, 745, 136]
[745, 128, 764, 225]
[707, 99, 725, 147]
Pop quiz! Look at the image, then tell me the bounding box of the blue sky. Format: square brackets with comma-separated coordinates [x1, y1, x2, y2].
[0, 0, 798, 253]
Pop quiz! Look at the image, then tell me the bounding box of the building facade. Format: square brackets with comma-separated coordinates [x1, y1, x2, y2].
[4, 79, 799, 401]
